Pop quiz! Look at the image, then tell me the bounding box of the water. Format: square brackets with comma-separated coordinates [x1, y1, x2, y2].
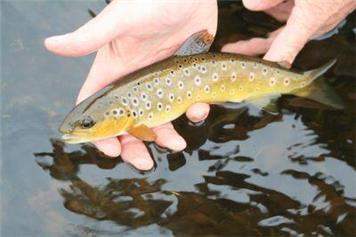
[2, 1, 355, 236]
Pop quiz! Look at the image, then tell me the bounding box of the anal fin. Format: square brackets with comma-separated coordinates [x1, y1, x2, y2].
[248, 95, 280, 114]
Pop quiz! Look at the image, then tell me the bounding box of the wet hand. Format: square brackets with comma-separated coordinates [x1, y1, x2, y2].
[45, 0, 217, 170]
[222, 0, 356, 64]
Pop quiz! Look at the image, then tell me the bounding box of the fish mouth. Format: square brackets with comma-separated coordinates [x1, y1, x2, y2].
[61, 132, 125, 144]
[61, 134, 88, 144]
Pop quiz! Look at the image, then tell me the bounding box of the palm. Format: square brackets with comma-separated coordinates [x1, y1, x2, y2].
[224, 0, 355, 64]
[46, 0, 217, 170]
[82, 0, 217, 95]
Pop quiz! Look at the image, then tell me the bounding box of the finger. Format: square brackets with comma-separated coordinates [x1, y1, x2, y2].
[264, 0, 294, 22]
[221, 28, 282, 56]
[263, 7, 322, 64]
[76, 49, 125, 103]
[222, 38, 273, 56]
[186, 103, 210, 123]
[119, 134, 154, 170]
[93, 137, 121, 157]
[153, 123, 187, 151]
[242, 0, 286, 11]
[45, 1, 129, 57]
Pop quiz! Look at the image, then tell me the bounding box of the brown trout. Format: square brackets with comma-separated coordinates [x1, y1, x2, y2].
[59, 30, 338, 143]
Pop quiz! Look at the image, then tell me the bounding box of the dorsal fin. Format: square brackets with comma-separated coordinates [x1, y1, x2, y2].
[175, 30, 214, 56]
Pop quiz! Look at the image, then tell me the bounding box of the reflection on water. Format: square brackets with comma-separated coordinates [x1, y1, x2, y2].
[2, 1, 355, 236]
[33, 103, 356, 236]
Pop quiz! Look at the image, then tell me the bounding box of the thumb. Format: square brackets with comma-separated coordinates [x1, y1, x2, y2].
[44, 1, 128, 57]
[242, 0, 286, 11]
[263, 6, 323, 64]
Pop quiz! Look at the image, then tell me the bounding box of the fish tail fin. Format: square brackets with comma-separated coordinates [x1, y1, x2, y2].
[303, 59, 337, 81]
[289, 59, 344, 110]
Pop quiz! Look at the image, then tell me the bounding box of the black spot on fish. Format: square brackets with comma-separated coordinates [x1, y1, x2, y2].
[122, 98, 128, 104]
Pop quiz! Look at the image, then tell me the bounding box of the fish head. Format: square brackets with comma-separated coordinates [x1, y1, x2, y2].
[59, 87, 133, 143]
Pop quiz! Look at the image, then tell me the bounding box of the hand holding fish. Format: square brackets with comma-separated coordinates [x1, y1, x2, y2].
[45, 0, 349, 171]
[45, 0, 217, 170]
[223, 0, 356, 64]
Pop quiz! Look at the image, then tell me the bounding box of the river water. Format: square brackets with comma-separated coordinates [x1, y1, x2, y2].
[1, 1, 355, 236]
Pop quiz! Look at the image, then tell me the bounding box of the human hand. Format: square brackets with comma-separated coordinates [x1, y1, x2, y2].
[222, 0, 356, 65]
[45, 0, 217, 170]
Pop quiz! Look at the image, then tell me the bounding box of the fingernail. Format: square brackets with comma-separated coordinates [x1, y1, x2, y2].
[103, 149, 120, 157]
[201, 110, 209, 119]
[174, 136, 187, 151]
[45, 34, 70, 45]
[94, 139, 121, 157]
[193, 110, 208, 122]
[131, 157, 154, 171]
[165, 134, 187, 151]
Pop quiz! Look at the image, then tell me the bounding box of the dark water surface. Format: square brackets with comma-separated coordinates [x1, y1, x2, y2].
[2, 1, 355, 236]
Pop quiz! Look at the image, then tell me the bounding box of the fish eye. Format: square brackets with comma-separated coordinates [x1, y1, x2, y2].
[81, 116, 95, 129]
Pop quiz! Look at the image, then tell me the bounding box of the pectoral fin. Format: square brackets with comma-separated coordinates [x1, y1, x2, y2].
[128, 125, 157, 142]
[175, 29, 214, 56]
[248, 95, 280, 114]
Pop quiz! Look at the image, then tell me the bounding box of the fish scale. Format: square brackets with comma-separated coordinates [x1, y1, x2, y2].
[109, 53, 304, 129]
[59, 31, 338, 144]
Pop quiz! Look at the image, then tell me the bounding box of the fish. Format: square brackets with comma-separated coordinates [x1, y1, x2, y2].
[59, 30, 342, 144]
